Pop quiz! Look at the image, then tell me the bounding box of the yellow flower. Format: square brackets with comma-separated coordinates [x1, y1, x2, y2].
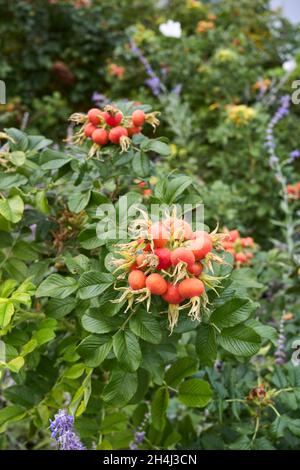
[186, 0, 203, 9]
[214, 48, 237, 63]
[208, 102, 220, 111]
[226, 105, 256, 126]
[149, 176, 158, 186]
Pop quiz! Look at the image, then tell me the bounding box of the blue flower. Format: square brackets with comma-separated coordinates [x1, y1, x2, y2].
[49, 410, 85, 450]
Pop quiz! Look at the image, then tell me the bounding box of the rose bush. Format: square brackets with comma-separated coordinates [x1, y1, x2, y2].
[0, 103, 280, 450]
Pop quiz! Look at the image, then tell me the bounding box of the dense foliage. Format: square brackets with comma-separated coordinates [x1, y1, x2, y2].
[0, 0, 300, 451]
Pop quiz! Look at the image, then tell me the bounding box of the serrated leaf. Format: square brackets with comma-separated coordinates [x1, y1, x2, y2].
[78, 271, 114, 299]
[210, 298, 258, 329]
[165, 357, 198, 387]
[129, 311, 162, 344]
[178, 378, 212, 408]
[78, 334, 113, 367]
[40, 149, 73, 170]
[102, 370, 138, 406]
[113, 330, 141, 372]
[151, 386, 169, 431]
[81, 310, 120, 334]
[36, 274, 78, 299]
[196, 324, 217, 366]
[218, 324, 261, 356]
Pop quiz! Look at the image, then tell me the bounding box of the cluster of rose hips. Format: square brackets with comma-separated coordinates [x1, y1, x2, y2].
[221, 229, 255, 266]
[112, 214, 226, 332]
[286, 182, 300, 200]
[69, 105, 159, 156]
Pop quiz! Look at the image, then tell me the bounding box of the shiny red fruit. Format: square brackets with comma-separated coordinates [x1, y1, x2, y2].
[170, 248, 195, 268]
[92, 128, 109, 145]
[178, 278, 205, 299]
[146, 273, 168, 295]
[162, 284, 183, 304]
[109, 126, 128, 144]
[128, 270, 146, 290]
[132, 109, 145, 127]
[154, 248, 171, 270]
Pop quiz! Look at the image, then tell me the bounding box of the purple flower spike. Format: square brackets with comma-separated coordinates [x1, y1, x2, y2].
[274, 314, 286, 365]
[130, 40, 164, 96]
[290, 150, 300, 161]
[49, 410, 85, 450]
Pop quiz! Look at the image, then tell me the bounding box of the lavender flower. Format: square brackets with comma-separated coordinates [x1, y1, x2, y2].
[171, 83, 183, 96]
[129, 411, 150, 450]
[275, 314, 286, 365]
[145, 77, 162, 96]
[290, 149, 300, 161]
[265, 95, 291, 168]
[130, 40, 164, 96]
[49, 410, 85, 450]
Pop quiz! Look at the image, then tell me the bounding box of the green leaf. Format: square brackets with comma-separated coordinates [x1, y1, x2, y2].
[151, 386, 169, 431]
[178, 378, 212, 408]
[102, 370, 138, 406]
[144, 140, 170, 156]
[164, 176, 193, 203]
[35, 190, 50, 215]
[5, 128, 28, 151]
[246, 319, 277, 344]
[81, 310, 121, 334]
[12, 241, 39, 261]
[0, 195, 24, 223]
[79, 227, 105, 249]
[10, 151, 26, 166]
[77, 334, 113, 367]
[0, 173, 28, 191]
[36, 274, 78, 299]
[4, 258, 27, 282]
[165, 357, 198, 387]
[78, 271, 114, 299]
[218, 324, 261, 356]
[210, 298, 258, 329]
[196, 324, 217, 366]
[113, 330, 141, 372]
[0, 302, 14, 329]
[0, 405, 26, 433]
[132, 151, 150, 177]
[45, 297, 77, 319]
[68, 191, 91, 214]
[40, 149, 73, 170]
[63, 363, 86, 379]
[129, 311, 162, 344]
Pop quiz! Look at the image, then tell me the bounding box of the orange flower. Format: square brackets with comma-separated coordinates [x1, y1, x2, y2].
[283, 312, 293, 321]
[196, 20, 215, 33]
[252, 78, 271, 92]
[287, 182, 300, 199]
[207, 13, 217, 21]
[108, 63, 125, 79]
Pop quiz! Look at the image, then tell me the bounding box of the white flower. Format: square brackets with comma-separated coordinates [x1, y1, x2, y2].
[282, 58, 296, 73]
[159, 20, 182, 38]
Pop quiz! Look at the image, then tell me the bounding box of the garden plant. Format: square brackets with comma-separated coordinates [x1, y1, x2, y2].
[0, 0, 300, 453]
